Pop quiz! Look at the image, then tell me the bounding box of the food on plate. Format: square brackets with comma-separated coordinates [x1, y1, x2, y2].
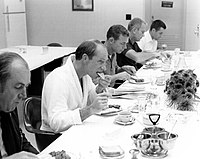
[99, 145, 124, 157]
[145, 62, 157, 68]
[108, 104, 121, 109]
[134, 78, 144, 83]
[49, 150, 71, 159]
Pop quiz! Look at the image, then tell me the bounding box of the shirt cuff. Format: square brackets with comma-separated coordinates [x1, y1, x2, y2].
[72, 108, 82, 125]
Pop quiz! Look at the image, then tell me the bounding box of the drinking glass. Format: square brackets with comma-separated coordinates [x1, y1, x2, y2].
[137, 96, 147, 113]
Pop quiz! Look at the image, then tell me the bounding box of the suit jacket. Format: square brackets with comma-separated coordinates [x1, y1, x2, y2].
[0, 108, 38, 156]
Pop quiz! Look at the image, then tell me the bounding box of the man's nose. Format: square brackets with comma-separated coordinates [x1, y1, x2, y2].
[101, 65, 107, 71]
[18, 88, 27, 99]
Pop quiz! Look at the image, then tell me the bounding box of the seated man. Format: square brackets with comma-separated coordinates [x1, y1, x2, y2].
[41, 40, 111, 133]
[117, 18, 160, 70]
[94, 25, 136, 87]
[137, 19, 167, 52]
[0, 52, 38, 158]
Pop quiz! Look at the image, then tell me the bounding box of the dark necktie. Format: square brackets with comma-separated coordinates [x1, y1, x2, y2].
[0, 116, 2, 158]
[0, 111, 20, 155]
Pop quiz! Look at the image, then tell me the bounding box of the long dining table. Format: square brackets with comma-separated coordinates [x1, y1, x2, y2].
[38, 50, 200, 159]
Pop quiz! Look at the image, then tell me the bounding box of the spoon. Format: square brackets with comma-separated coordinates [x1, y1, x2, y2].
[167, 120, 177, 139]
[97, 73, 108, 93]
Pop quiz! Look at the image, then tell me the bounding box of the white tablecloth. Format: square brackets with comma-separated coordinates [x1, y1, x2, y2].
[39, 51, 200, 159]
[0, 45, 76, 70]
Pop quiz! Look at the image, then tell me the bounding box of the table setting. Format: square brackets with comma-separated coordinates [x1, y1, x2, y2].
[38, 50, 200, 159]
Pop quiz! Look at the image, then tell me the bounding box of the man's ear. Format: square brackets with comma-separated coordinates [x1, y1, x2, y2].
[82, 53, 89, 62]
[151, 28, 156, 33]
[131, 27, 138, 34]
[108, 37, 115, 44]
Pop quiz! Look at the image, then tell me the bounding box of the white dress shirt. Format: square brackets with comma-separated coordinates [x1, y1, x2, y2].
[0, 119, 8, 157]
[137, 30, 158, 52]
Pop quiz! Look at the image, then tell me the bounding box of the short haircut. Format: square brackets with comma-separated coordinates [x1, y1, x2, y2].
[106, 25, 129, 40]
[150, 19, 167, 31]
[0, 52, 29, 90]
[75, 39, 105, 60]
[128, 18, 146, 32]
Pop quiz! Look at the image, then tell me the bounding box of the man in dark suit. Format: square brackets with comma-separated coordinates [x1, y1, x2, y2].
[0, 52, 38, 158]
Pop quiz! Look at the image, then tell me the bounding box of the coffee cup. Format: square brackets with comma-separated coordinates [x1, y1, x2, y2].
[118, 111, 132, 123]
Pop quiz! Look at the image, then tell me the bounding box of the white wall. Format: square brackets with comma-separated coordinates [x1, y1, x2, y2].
[26, 0, 145, 47]
[0, 0, 6, 48]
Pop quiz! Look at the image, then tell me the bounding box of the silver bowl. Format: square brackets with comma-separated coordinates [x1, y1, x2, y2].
[143, 126, 165, 135]
[131, 133, 152, 151]
[131, 131, 178, 158]
[157, 131, 178, 150]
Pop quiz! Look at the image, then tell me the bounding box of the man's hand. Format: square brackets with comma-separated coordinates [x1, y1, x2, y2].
[90, 92, 109, 114]
[115, 72, 131, 81]
[122, 65, 136, 75]
[96, 75, 111, 93]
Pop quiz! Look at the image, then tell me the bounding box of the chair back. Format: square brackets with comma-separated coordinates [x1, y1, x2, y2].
[24, 97, 42, 132]
[43, 43, 63, 71]
[23, 97, 61, 152]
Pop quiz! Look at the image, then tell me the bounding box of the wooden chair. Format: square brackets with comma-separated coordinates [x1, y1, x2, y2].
[23, 96, 61, 152]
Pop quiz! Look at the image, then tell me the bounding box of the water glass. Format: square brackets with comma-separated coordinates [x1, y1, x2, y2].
[137, 96, 147, 112]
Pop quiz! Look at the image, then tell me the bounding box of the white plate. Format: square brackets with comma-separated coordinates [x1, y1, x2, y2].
[143, 65, 162, 69]
[96, 108, 122, 116]
[100, 154, 125, 159]
[161, 68, 172, 72]
[114, 116, 135, 125]
[99, 150, 125, 159]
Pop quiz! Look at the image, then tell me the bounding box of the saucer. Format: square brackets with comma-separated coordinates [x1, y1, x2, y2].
[161, 68, 172, 72]
[114, 117, 135, 125]
[100, 153, 125, 159]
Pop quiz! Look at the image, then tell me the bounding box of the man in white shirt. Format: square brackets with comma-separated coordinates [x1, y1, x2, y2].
[41, 40, 111, 133]
[137, 19, 167, 52]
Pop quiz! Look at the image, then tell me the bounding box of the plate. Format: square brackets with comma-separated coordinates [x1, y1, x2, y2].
[129, 78, 150, 84]
[114, 86, 145, 94]
[114, 116, 135, 125]
[100, 153, 125, 159]
[96, 108, 122, 116]
[99, 146, 125, 159]
[143, 65, 162, 69]
[161, 68, 172, 72]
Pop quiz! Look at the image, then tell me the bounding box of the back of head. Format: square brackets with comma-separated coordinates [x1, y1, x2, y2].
[128, 18, 146, 32]
[47, 43, 63, 47]
[106, 25, 129, 40]
[150, 20, 167, 31]
[0, 52, 29, 87]
[75, 39, 105, 60]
